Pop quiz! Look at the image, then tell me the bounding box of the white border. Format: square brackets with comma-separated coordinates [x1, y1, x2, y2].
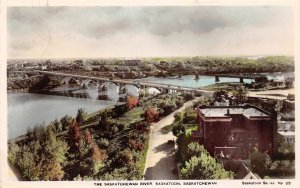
[1, 0, 299, 188]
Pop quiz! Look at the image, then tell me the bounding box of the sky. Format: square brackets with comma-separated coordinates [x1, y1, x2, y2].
[7, 6, 294, 59]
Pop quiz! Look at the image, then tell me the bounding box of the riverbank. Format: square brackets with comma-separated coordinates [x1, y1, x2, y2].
[8, 92, 192, 180]
[8, 93, 120, 139]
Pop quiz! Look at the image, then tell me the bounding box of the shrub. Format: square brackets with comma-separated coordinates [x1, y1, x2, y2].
[128, 139, 145, 151]
[145, 108, 159, 123]
[76, 108, 87, 124]
[174, 111, 184, 122]
[60, 115, 73, 131]
[172, 124, 186, 137]
[249, 147, 272, 178]
[115, 149, 134, 167]
[126, 96, 139, 110]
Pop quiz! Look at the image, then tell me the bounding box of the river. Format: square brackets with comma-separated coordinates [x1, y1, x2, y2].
[8, 93, 118, 139]
[8, 73, 291, 139]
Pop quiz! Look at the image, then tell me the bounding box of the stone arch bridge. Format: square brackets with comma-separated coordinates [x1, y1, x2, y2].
[18, 70, 212, 95]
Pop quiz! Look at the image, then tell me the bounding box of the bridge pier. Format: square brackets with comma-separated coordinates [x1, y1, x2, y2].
[119, 83, 126, 94]
[161, 88, 169, 94]
[215, 76, 220, 82]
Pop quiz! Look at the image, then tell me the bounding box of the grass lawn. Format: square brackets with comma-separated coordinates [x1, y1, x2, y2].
[115, 107, 144, 125]
[203, 82, 242, 91]
[185, 124, 198, 136]
[139, 136, 150, 175]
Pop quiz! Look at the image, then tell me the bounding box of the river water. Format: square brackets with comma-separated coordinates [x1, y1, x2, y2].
[8, 93, 117, 139]
[8, 73, 291, 138]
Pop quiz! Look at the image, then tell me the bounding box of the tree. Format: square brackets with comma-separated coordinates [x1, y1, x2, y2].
[249, 147, 272, 178]
[91, 143, 108, 162]
[76, 108, 87, 124]
[88, 143, 108, 175]
[172, 124, 185, 137]
[84, 130, 93, 145]
[8, 141, 20, 165]
[68, 120, 81, 152]
[186, 142, 208, 161]
[13, 129, 68, 181]
[144, 108, 159, 123]
[53, 119, 62, 132]
[174, 111, 184, 122]
[60, 115, 73, 131]
[180, 142, 233, 180]
[126, 96, 139, 110]
[115, 148, 133, 167]
[181, 155, 233, 180]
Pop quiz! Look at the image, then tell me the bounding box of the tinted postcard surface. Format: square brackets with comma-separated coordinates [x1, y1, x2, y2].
[1, 0, 299, 188]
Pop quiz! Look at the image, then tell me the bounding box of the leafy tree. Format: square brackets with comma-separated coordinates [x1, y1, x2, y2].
[91, 143, 108, 162]
[185, 142, 208, 161]
[53, 119, 62, 132]
[84, 130, 93, 145]
[67, 120, 81, 152]
[159, 100, 177, 115]
[13, 129, 68, 180]
[8, 141, 20, 165]
[249, 147, 272, 178]
[60, 115, 73, 131]
[90, 143, 108, 175]
[126, 96, 139, 110]
[32, 125, 46, 141]
[115, 148, 133, 167]
[181, 155, 233, 180]
[144, 108, 159, 123]
[76, 108, 87, 124]
[174, 111, 184, 122]
[172, 124, 186, 137]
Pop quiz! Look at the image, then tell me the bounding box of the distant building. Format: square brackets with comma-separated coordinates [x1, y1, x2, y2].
[194, 105, 277, 159]
[277, 130, 295, 145]
[221, 160, 261, 179]
[277, 120, 295, 146]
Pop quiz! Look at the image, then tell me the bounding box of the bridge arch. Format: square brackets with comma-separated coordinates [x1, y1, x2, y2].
[61, 77, 79, 85]
[80, 79, 98, 88]
[119, 84, 140, 93]
[99, 81, 119, 91]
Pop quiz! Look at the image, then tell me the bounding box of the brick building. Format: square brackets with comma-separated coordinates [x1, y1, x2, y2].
[194, 105, 277, 159]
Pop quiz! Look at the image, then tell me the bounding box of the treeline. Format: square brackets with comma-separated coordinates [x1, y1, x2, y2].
[8, 93, 193, 181]
[154, 56, 294, 74]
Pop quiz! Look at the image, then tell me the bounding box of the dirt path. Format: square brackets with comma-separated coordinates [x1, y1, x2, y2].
[143, 97, 201, 180]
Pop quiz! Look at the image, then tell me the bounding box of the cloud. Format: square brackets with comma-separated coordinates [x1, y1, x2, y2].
[7, 6, 294, 58]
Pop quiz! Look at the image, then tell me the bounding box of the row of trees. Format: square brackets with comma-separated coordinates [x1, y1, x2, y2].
[155, 56, 294, 74]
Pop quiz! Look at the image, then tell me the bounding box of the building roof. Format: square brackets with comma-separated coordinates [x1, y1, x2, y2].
[278, 121, 295, 131]
[197, 105, 271, 119]
[278, 130, 295, 136]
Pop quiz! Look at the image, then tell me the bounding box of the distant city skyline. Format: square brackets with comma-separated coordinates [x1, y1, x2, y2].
[8, 6, 294, 59]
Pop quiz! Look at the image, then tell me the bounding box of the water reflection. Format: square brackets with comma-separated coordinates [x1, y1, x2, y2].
[48, 75, 256, 101]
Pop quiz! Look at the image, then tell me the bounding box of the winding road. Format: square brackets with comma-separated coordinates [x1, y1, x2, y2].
[143, 97, 201, 180]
